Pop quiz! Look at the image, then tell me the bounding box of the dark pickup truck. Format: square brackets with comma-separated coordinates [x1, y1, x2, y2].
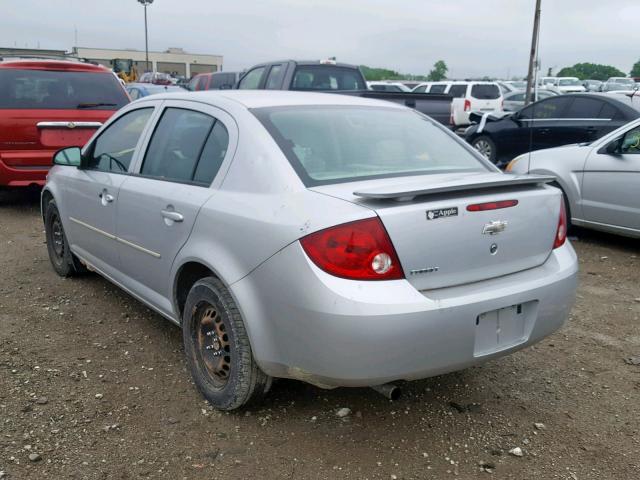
[236, 60, 452, 126]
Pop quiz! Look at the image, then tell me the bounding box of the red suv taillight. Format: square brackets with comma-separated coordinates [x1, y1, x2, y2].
[464, 99, 471, 111]
[300, 217, 404, 280]
[553, 197, 567, 249]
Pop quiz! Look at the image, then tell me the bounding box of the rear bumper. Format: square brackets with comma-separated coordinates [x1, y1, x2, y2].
[232, 241, 578, 388]
[0, 155, 51, 187]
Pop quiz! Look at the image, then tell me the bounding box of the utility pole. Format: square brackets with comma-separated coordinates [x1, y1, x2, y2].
[138, 0, 154, 73]
[524, 0, 542, 106]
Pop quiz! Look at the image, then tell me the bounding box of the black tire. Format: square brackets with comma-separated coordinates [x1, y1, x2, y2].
[44, 200, 85, 277]
[471, 135, 498, 163]
[182, 276, 271, 410]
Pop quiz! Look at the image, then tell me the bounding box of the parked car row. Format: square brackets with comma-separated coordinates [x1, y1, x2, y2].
[540, 76, 638, 93]
[465, 93, 639, 164]
[2, 54, 636, 413]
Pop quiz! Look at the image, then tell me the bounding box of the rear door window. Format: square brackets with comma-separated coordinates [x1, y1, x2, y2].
[86, 108, 153, 173]
[470, 84, 501, 99]
[564, 98, 605, 118]
[237, 67, 265, 89]
[599, 103, 621, 120]
[265, 64, 285, 90]
[429, 84, 447, 94]
[519, 97, 573, 119]
[413, 85, 428, 93]
[141, 107, 229, 186]
[0, 69, 129, 109]
[448, 84, 468, 98]
[291, 65, 365, 91]
[141, 108, 214, 182]
[193, 122, 229, 185]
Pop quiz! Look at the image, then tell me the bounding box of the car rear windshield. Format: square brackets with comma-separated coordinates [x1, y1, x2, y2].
[559, 79, 580, 86]
[0, 69, 129, 109]
[471, 84, 501, 99]
[253, 106, 489, 186]
[291, 65, 365, 91]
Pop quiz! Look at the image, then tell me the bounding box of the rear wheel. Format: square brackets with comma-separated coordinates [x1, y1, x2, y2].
[471, 135, 497, 163]
[182, 276, 271, 410]
[44, 200, 85, 277]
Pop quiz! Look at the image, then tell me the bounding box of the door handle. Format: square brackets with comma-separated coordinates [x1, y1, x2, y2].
[161, 210, 184, 222]
[98, 191, 114, 203]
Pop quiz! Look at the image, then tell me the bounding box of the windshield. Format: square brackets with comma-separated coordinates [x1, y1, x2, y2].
[253, 106, 488, 186]
[559, 79, 580, 86]
[291, 65, 365, 91]
[0, 69, 129, 109]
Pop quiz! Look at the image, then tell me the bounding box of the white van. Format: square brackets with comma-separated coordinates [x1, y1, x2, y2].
[449, 82, 503, 127]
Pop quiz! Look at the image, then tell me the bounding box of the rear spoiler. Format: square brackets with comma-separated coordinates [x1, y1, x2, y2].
[353, 174, 555, 201]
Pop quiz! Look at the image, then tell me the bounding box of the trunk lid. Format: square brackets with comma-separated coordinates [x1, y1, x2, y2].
[311, 172, 560, 290]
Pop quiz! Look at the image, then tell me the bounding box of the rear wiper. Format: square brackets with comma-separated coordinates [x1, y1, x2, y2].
[76, 102, 117, 109]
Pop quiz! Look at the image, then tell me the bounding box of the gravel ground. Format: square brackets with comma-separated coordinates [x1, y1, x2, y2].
[1, 189, 639, 480]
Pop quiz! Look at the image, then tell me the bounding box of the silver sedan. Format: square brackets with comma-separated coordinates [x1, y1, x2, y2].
[507, 118, 640, 238]
[42, 91, 578, 409]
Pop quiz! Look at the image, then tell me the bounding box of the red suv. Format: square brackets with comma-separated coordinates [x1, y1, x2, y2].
[0, 59, 130, 189]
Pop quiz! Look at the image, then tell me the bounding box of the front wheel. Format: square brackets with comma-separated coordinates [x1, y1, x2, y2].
[182, 276, 271, 410]
[471, 135, 498, 163]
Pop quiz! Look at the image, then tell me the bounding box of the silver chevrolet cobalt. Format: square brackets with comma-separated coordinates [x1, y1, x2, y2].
[43, 91, 578, 409]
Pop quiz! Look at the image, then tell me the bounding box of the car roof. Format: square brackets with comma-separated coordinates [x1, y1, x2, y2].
[0, 59, 109, 73]
[140, 90, 407, 109]
[249, 60, 360, 69]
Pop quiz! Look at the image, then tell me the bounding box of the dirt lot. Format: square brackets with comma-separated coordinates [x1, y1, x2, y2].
[0, 189, 639, 480]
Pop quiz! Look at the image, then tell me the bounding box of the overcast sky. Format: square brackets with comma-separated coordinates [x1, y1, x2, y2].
[3, 0, 639, 78]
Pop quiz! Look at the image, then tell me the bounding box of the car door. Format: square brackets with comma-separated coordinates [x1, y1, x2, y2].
[523, 96, 573, 151]
[114, 101, 236, 315]
[581, 124, 640, 232]
[61, 107, 155, 274]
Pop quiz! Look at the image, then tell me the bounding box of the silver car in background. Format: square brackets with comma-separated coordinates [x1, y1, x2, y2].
[42, 91, 578, 410]
[508, 118, 640, 238]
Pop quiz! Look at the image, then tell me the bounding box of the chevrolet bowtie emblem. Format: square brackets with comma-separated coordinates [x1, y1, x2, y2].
[482, 220, 508, 235]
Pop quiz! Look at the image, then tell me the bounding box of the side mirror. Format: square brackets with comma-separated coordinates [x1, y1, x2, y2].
[53, 147, 82, 167]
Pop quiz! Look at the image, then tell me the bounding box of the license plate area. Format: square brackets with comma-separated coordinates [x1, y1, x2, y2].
[474, 301, 538, 357]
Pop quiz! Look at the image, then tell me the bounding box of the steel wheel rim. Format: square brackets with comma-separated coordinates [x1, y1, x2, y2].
[51, 214, 65, 258]
[194, 302, 231, 388]
[474, 139, 492, 158]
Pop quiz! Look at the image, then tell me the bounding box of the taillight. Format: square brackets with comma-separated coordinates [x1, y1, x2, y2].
[553, 197, 567, 249]
[464, 99, 471, 111]
[300, 217, 404, 280]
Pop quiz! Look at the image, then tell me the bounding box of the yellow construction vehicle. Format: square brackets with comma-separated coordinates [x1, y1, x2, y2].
[112, 58, 138, 83]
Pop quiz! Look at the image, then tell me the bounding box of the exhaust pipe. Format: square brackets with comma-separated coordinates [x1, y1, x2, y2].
[371, 383, 401, 401]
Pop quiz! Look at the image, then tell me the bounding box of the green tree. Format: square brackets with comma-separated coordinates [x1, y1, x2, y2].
[630, 60, 640, 78]
[360, 65, 428, 82]
[427, 60, 448, 81]
[556, 63, 626, 81]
